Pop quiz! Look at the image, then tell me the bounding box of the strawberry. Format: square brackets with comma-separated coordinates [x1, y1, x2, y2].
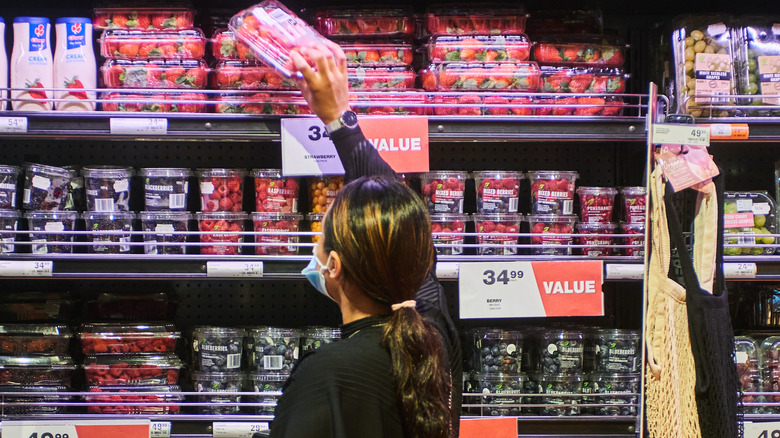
[422, 70, 439, 90]
[264, 71, 284, 89]
[484, 95, 509, 115]
[568, 74, 594, 93]
[138, 42, 160, 58]
[433, 95, 458, 115]
[217, 35, 237, 59]
[339, 20, 360, 35]
[110, 14, 129, 28]
[459, 38, 483, 61]
[590, 76, 608, 93]
[181, 39, 205, 58]
[379, 50, 399, 63]
[431, 45, 448, 61]
[461, 68, 487, 89]
[607, 76, 625, 93]
[471, 17, 490, 33]
[458, 94, 482, 116]
[64, 76, 88, 99]
[123, 94, 144, 112]
[104, 64, 124, 88]
[184, 68, 207, 88]
[147, 94, 170, 112]
[158, 42, 177, 58]
[534, 44, 562, 62]
[175, 12, 190, 29]
[175, 93, 202, 113]
[363, 50, 380, 63]
[145, 64, 164, 87]
[603, 49, 623, 66]
[507, 47, 529, 61]
[118, 42, 140, 58]
[241, 68, 265, 87]
[573, 96, 605, 116]
[543, 71, 569, 92]
[356, 19, 379, 34]
[562, 46, 580, 61]
[553, 97, 577, 116]
[151, 14, 170, 29]
[535, 98, 555, 116]
[236, 42, 255, 60]
[483, 50, 499, 62]
[378, 18, 399, 34]
[25, 79, 47, 102]
[509, 96, 533, 115]
[135, 14, 151, 29]
[217, 65, 241, 87]
[601, 98, 625, 116]
[164, 66, 186, 84]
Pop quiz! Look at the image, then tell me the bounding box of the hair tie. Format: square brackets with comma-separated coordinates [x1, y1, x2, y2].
[391, 300, 417, 311]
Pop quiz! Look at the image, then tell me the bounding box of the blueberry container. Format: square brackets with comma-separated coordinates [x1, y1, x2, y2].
[249, 372, 288, 415]
[83, 211, 136, 254]
[140, 168, 191, 211]
[22, 163, 72, 211]
[0, 209, 20, 253]
[247, 327, 301, 373]
[0, 165, 19, 209]
[140, 211, 191, 255]
[540, 330, 584, 373]
[191, 371, 244, 414]
[301, 327, 340, 353]
[0, 324, 72, 355]
[0, 355, 76, 386]
[592, 373, 640, 416]
[470, 372, 528, 416]
[25, 210, 78, 254]
[192, 327, 245, 372]
[536, 373, 583, 416]
[471, 328, 523, 373]
[593, 329, 640, 373]
[82, 166, 134, 212]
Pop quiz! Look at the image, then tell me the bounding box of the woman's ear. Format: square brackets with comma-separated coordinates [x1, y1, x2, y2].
[326, 250, 343, 280]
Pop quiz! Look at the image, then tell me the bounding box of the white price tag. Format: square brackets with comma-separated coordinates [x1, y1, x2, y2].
[651, 123, 710, 146]
[0, 261, 53, 277]
[150, 422, 171, 438]
[2, 419, 150, 438]
[724, 262, 757, 279]
[207, 261, 263, 278]
[744, 420, 780, 438]
[435, 262, 460, 279]
[213, 422, 269, 438]
[605, 264, 645, 280]
[0, 117, 27, 133]
[110, 118, 168, 135]
[281, 118, 345, 177]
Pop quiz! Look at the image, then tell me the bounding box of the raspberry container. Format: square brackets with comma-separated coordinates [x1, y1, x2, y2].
[577, 187, 617, 223]
[301, 327, 340, 353]
[101, 92, 208, 113]
[421, 62, 540, 91]
[86, 385, 183, 414]
[0, 324, 72, 356]
[724, 191, 777, 256]
[22, 163, 72, 211]
[469, 372, 528, 416]
[83, 353, 183, 386]
[307, 213, 324, 244]
[540, 329, 584, 373]
[350, 91, 429, 116]
[426, 4, 527, 35]
[212, 29, 260, 61]
[0, 210, 20, 254]
[249, 372, 287, 415]
[251, 169, 299, 213]
[471, 328, 524, 373]
[86, 292, 177, 321]
[420, 171, 468, 214]
[347, 67, 416, 89]
[25, 211, 78, 254]
[0, 292, 75, 323]
[621, 223, 645, 258]
[432, 93, 534, 116]
[83, 211, 135, 254]
[93, 8, 195, 31]
[526, 9, 603, 35]
[192, 327, 245, 373]
[592, 373, 640, 416]
[533, 36, 626, 67]
[308, 176, 344, 214]
[528, 170, 579, 215]
[99, 29, 207, 59]
[197, 212, 248, 255]
[214, 92, 313, 115]
[0, 355, 76, 386]
[247, 327, 301, 374]
[536, 373, 583, 416]
[620, 186, 646, 224]
[430, 213, 467, 255]
[102, 59, 209, 89]
[341, 43, 414, 66]
[251, 212, 301, 255]
[528, 214, 578, 255]
[315, 7, 414, 38]
[428, 35, 531, 63]
[82, 166, 134, 212]
[191, 371, 244, 414]
[541, 67, 628, 94]
[672, 15, 737, 117]
[0, 385, 72, 414]
[474, 170, 523, 213]
[214, 61, 297, 90]
[140, 211, 191, 254]
[762, 336, 780, 408]
[576, 222, 616, 257]
[79, 322, 180, 355]
[593, 329, 640, 373]
[736, 19, 780, 116]
[473, 213, 523, 255]
[140, 168, 191, 211]
[735, 336, 763, 411]
[197, 168, 246, 213]
[0, 165, 19, 209]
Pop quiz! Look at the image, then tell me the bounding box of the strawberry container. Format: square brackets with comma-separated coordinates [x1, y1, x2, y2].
[140, 211, 192, 255]
[101, 92, 208, 113]
[432, 93, 534, 116]
[430, 213, 467, 255]
[197, 212, 249, 255]
[140, 167, 191, 211]
[528, 170, 579, 215]
[421, 62, 540, 91]
[620, 186, 646, 224]
[672, 15, 737, 117]
[101, 59, 209, 89]
[252, 169, 299, 213]
[249, 372, 287, 415]
[724, 191, 777, 256]
[348, 67, 416, 89]
[307, 213, 324, 244]
[197, 168, 246, 213]
[621, 223, 645, 258]
[309, 176, 344, 214]
[82, 166, 133, 212]
[0, 324, 72, 356]
[100, 29, 207, 59]
[0, 385, 72, 414]
[540, 67, 627, 93]
[214, 92, 312, 115]
[84, 353, 183, 386]
[0, 210, 20, 254]
[528, 214, 578, 255]
[341, 43, 414, 66]
[0, 355, 76, 386]
[428, 35, 531, 63]
[212, 29, 260, 61]
[86, 385, 183, 414]
[426, 4, 527, 35]
[315, 7, 414, 38]
[349, 91, 429, 116]
[191, 371, 245, 414]
[251, 212, 302, 255]
[93, 8, 195, 31]
[228, 0, 334, 78]
[0, 165, 19, 209]
[736, 18, 780, 116]
[25, 211, 78, 254]
[532, 35, 626, 67]
[22, 163, 73, 211]
[577, 186, 617, 223]
[86, 292, 177, 321]
[214, 61, 297, 90]
[473, 213, 523, 255]
[526, 10, 603, 36]
[247, 327, 301, 374]
[82, 211, 136, 254]
[474, 170, 523, 213]
[79, 323, 180, 355]
[576, 222, 616, 257]
[535, 95, 626, 116]
[735, 336, 763, 411]
[420, 171, 468, 214]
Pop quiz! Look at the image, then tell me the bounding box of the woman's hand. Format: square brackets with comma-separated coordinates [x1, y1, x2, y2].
[289, 41, 350, 125]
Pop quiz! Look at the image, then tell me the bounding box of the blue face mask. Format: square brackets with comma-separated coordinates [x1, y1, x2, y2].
[301, 247, 333, 300]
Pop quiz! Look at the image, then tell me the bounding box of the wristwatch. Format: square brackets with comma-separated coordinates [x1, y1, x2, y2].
[324, 110, 358, 134]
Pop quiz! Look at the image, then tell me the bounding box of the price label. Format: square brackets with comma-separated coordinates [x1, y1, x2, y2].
[651, 123, 710, 146]
[435, 262, 459, 279]
[2, 420, 150, 438]
[744, 421, 780, 438]
[0, 261, 53, 277]
[281, 118, 345, 176]
[605, 263, 645, 280]
[724, 262, 757, 279]
[0, 117, 27, 133]
[110, 118, 168, 135]
[206, 261, 263, 278]
[212, 422, 269, 438]
[150, 422, 171, 438]
[708, 123, 749, 140]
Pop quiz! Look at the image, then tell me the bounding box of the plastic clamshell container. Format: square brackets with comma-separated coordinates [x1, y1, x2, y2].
[426, 4, 527, 35]
[86, 385, 183, 414]
[93, 8, 195, 30]
[421, 62, 540, 91]
[82, 166, 134, 212]
[0, 355, 76, 386]
[350, 91, 429, 116]
[83, 353, 183, 386]
[140, 211, 192, 255]
[532, 35, 626, 67]
[249, 372, 287, 415]
[247, 326, 301, 373]
[473, 213, 523, 255]
[86, 292, 177, 321]
[196, 168, 247, 213]
[192, 327, 245, 372]
[315, 6, 414, 37]
[140, 167, 191, 211]
[672, 15, 737, 117]
[736, 18, 780, 116]
[0, 210, 20, 254]
[430, 213, 467, 255]
[540, 66, 628, 94]
[25, 210, 78, 254]
[212, 29, 260, 61]
[341, 43, 414, 66]
[0, 165, 19, 209]
[196, 212, 248, 255]
[526, 9, 603, 35]
[428, 35, 531, 63]
[214, 92, 312, 115]
[308, 176, 344, 214]
[301, 326, 340, 353]
[347, 67, 416, 89]
[83, 211, 136, 254]
[102, 59, 209, 89]
[0, 385, 71, 414]
[724, 191, 777, 255]
[22, 163, 72, 211]
[468, 372, 528, 416]
[420, 171, 468, 214]
[252, 212, 302, 255]
[474, 170, 524, 213]
[228, 0, 335, 78]
[620, 186, 646, 223]
[101, 91, 208, 113]
[0, 324, 72, 356]
[0, 292, 75, 322]
[431, 92, 534, 116]
[528, 214, 578, 255]
[576, 222, 616, 257]
[79, 322, 180, 355]
[577, 186, 618, 223]
[100, 29, 207, 59]
[528, 170, 579, 215]
[191, 371, 245, 414]
[214, 61, 297, 90]
[251, 169, 300, 213]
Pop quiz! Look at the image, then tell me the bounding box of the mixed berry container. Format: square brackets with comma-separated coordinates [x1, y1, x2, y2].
[0, 165, 19, 209]
[197, 168, 246, 213]
[99, 29, 207, 59]
[473, 213, 523, 255]
[22, 163, 73, 211]
[528, 214, 578, 255]
[576, 222, 616, 257]
[140, 167, 191, 211]
[81, 166, 134, 212]
[25, 211, 78, 254]
[420, 171, 468, 214]
[0, 324, 72, 356]
[252, 169, 299, 213]
[82, 211, 136, 254]
[192, 327, 245, 372]
[528, 170, 579, 215]
[430, 213, 467, 255]
[474, 170, 523, 213]
[140, 211, 191, 255]
[251, 212, 302, 255]
[79, 322, 179, 355]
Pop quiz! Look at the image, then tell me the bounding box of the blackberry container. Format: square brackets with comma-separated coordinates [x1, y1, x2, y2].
[300, 327, 340, 353]
[469, 372, 528, 416]
[471, 328, 523, 373]
[540, 330, 584, 373]
[0, 165, 19, 209]
[536, 373, 583, 416]
[593, 329, 640, 373]
[192, 327, 245, 372]
[22, 163, 72, 211]
[0, 324, 72, 355]
[0, 355, 76, 386]
[249, 372, 288, 415]
[247, 327, 301, 373]
[191, 371, 244, 414]
[140, 211, 192, 255]
[82, 166, 134, 212]
[592, 373, 640, 416]
[0, 209, 20, 253]
[83, 211, 136, 254]
[140, 167, 191, 211]
[25, 210, 78, 254]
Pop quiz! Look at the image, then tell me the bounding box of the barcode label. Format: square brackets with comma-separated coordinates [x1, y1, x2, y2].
[94, 198, 115, 212]
[1, 237, 15, 253]
[263, 355, 283, 370]
[563, 200, 573, 215]
[120, 237, 131, 253]
[509, 197, 518, 213]
[169, 193, 185, 209]
[23, 189, 30, 204]
[145, 241, 158, 255]
[32, 239, 47, 254]
[712, 91, 730, 104]
[737, 232, 755, 246]
[227, 353, 241, 369]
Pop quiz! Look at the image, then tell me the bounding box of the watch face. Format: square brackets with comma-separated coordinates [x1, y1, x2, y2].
[341, 110, 358, 128]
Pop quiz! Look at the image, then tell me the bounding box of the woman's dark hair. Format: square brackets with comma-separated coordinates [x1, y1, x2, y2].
[323, 175, 451, 438]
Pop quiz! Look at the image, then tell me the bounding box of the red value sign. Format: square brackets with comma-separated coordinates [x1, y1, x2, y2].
[359, 116, 430, 173]
[460, 418, 517, 438]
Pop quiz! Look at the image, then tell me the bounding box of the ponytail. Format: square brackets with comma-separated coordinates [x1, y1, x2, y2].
[382, 307, 452, 438]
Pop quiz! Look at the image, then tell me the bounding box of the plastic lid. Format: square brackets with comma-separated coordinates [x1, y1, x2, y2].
[620, 186, 646, 195]
[591, 373, 640, 383]
[101, 28, 205, 39]
[13, 17, 50, 24]
[430, 213, 468, 221]
[195, 168, 247, 178]
[24, 211, 78, 220]
[192, 326, 246, 337]
[191, 371, 245, 381]
[527, 170, 580, 180]
[81, 166, 135, 179]
[87, 384, 182, 394]
[527, 214, 578, 223]
[250, 169, 283, 178]
[473, 371, 528, 381]
[0, 385, 70, 394]
[96, 292, 168, 302]
[420, 171, 469, 179]
[539, 372, 583, 381]
[84, 353, 183, 367]
[0, 355, 74, 367]
[56, 17, 91, 24]
[80, 322, 177, 335]
[542, 329, 584, 340]
[427, 4, 525, 15]
[82, 211, 136, 221]
[595, 328, 638, 339]
[140, 168, 192, 178]
[24, 163, 72, 179]
[195, 212, 249, 221]
[0, 165, 20, 174]
[473, 213, 524, 222]
[472, 170, 525, 180]
[140, 211, 192, 221]
[303, 326, 341, 338]
[0, 324, 72, 336]
[620, 223, 644, 231]
[577, 222, 617, 232]
[306, 213, 325, 221]
[478, 328, 523, 339]
[577, 187, 617, 196]
[0, 210, 21, 219]
[251, 212, 302, 221]
[248, 327, 300, 338]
